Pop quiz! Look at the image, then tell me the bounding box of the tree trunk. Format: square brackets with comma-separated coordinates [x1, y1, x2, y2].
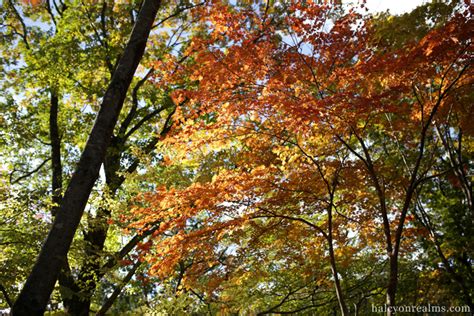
[64, 138, 149, 313]
[63, 109, 174, 313]
[328, 244, 348, 316]
[49, 91, 62, 216]
[11, 1, 161, 314]
[386, 253, 398, 316]
[327, 206, 349, 316]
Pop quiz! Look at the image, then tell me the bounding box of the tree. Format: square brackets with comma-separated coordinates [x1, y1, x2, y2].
[11, 0, 161, 314]
[2, 0, 206, 313]
[1, 0, 472, 314]
[126, 0, 472, 314]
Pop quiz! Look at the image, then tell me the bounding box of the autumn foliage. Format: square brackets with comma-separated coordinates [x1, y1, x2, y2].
[2, 0, 472, 314]
[119, 1, 474, 313]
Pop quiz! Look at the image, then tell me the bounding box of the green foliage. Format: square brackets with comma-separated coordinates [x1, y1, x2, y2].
[370, 1, 458, 49]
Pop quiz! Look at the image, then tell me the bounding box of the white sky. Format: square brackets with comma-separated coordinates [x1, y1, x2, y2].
[362, 0, 428, 15]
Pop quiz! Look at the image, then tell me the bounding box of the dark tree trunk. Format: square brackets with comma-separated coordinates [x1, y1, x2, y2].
[11, 1, 161, 314]
[49, 91, 62, 216]
[386, 253, 398, 316]
[64, 137, 149, 313]
[65, 146, 122, 316]
[58, 261, 82, 314]
[63, 109, 174, 313]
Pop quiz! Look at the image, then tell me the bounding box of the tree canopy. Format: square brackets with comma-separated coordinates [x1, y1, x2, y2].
[1, 0, 472, 315]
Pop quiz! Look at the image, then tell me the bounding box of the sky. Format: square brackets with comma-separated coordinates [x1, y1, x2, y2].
[363, 0, 428, 15]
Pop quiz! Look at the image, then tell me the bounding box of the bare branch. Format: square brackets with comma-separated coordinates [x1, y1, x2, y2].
[10, 158, 51, 184]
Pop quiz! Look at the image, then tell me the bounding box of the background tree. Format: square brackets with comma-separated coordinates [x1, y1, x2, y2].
[0, 0, 196, 313]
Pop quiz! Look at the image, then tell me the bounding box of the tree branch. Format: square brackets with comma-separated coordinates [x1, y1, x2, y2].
[0, 284, 13, 308]
[96, 260, 142, 316]
[10, 158, 51, 184]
